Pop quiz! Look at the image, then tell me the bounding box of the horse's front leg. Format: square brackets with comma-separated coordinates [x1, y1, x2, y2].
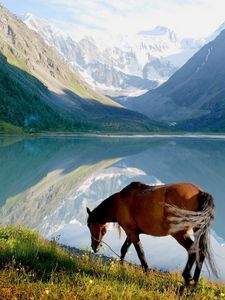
[133, 237, 149, 272]
[123, 226, 149, 272]
[120, 237, 131, 264]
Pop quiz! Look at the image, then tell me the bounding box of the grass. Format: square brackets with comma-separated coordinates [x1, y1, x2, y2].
[0, 121, 24, 134]
[0, 226, 224, 299]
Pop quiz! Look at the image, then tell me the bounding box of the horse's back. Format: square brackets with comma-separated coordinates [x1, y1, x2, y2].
[116, 182, 203, 236]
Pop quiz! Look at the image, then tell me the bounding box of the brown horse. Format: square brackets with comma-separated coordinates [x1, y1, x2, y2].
[87, 182, 217, 285]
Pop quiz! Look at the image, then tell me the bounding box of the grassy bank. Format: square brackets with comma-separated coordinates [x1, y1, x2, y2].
[0, 121, 24, 134]
[0, 226, 224, 300]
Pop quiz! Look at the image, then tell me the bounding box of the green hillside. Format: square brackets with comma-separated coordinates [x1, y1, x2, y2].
[0, 53, 83, 132]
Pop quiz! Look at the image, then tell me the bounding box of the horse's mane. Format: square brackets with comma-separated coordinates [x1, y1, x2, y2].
[90, 194, 117, 224]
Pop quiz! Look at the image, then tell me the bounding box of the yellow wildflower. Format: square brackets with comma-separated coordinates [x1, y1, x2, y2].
[45, 289, 50, 295]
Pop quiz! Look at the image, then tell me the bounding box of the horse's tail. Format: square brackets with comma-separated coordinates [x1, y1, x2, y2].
[166, 191, 218, 277]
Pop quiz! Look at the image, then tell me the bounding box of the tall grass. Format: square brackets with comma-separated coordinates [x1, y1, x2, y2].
[0, 225, 224, 299]
[0, 225, 76, 279]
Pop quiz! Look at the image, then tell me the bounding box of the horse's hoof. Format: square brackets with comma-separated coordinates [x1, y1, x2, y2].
[143, 266, 149, 273]
[185, 278, 197, 287]
[183, 274, 193, 285]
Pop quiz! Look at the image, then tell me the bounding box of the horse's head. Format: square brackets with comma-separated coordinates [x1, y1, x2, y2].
[86, 207, 107, 253]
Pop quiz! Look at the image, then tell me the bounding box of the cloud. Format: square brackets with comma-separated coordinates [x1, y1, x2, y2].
[43, 0, 225, 38]
[3, 0, 225, 38]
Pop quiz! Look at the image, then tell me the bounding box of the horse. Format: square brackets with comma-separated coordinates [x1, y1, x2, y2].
[87, 181, 217, 286]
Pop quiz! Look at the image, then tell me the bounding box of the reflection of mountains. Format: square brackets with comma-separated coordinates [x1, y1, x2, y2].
[0, 136, 156, 233]
[0, 136, 152, 206]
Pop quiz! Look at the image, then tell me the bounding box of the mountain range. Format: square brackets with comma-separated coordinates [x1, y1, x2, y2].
[125, 29, 225, 131]
[0, 5, 157, 133]
[2, 4, 225, 133]
[22, 13, 203, 97]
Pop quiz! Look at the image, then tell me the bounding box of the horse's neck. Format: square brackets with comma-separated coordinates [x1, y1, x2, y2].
[93, 196, 117, 224]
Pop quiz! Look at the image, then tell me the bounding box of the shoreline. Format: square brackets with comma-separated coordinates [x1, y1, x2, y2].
[2, 132, 225, 140]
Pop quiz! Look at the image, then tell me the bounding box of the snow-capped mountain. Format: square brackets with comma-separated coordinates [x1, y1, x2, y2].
[127, 29, 225, 132]
[22, 13, 203, 96]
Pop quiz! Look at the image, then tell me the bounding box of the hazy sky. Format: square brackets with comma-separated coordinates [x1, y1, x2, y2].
[2, 0, 225, 38]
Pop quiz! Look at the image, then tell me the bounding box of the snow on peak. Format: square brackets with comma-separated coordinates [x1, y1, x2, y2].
[23, 12, 67, 40]
[20, 13, 207, 95]
[138, 26, 177, 42]
[216, 21, 225, 35]
[139, 26, 173, 35]
[207, 21, 225, 42]
[181, 37, 204, 50]
[22, 13, 40, 32]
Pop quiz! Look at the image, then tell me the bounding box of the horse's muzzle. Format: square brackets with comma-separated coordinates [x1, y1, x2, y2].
[92, 244, 100, 253]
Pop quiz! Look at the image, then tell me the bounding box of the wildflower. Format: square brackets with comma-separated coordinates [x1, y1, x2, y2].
[220, 293, 225, 297]
[45, 289, 50, 295]
[89, 279, 93, 284]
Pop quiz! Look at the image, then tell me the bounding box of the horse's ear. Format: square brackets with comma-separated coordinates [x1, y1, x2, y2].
[86, 207, 91, 216]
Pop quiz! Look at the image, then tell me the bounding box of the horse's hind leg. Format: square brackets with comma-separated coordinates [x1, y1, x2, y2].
[183, 252, 196, 285]
[172, 231, 196, 285]
[120, 238, 131, 264]
[193, 251, 205, 284]
[193, 233, 205, 284]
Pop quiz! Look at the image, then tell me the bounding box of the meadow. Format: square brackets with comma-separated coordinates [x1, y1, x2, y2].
[0, 226, 224, 299]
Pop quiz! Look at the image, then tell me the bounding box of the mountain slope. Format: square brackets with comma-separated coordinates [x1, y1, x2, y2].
[0, 53, 83, 131]
[0, 5, 155, 132]
[125, 29, 225, 131]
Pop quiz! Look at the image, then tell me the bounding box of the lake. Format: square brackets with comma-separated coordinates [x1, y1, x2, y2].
[0, 135, 225, 281]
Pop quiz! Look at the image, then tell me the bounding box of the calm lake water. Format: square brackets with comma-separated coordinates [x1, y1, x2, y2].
[0, 135, 225, 281]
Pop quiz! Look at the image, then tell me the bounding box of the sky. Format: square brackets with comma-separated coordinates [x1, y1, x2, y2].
[1, 0, 225, 39]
